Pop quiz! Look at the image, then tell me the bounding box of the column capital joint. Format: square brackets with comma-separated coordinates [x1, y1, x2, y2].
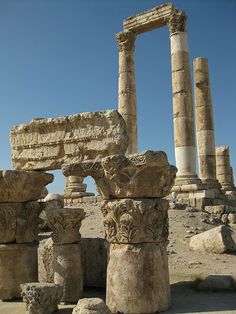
[115, 30, 136, 52]
[167, 11, 187, 35]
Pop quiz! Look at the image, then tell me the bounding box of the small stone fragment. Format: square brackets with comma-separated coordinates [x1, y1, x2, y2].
[72, 298, 111, 314]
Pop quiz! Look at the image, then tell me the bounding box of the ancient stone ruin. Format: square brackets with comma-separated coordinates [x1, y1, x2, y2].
[0, 2, 236, 314]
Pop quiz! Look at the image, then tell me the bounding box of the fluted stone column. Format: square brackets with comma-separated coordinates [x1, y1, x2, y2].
[116, 31, 137, 154]
[168, 12, 197, 181]
[194, 57, 218, 185]
[216, 146, 235, 191]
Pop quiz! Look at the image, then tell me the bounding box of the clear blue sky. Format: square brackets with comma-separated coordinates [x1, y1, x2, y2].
[0, 0, 235, 194]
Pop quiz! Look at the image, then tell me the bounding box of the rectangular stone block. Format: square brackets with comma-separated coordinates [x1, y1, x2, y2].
[10, 110, 128, 170]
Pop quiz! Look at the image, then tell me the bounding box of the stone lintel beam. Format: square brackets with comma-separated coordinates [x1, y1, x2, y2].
[123, 3, 180, 34]
[62, 150, 177, 199]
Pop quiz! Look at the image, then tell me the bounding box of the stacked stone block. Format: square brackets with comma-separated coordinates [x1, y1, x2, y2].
[62, 150, 177, 314]
[0, 170, 53, 300]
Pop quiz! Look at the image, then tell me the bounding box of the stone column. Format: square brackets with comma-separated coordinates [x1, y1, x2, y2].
[116, 31, 137, 154]
[168, 12, 197, 181]
[216, 146, 235, 191]
[62, 151, 177, 313]
[45, 208, 85, 303]
[194, 57, 218, 185]
[102, 198, 171, 313]
[64, 176, 94, 206]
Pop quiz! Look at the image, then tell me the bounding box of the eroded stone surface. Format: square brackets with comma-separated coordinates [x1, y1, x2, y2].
[11, 110, 128, 170]
[45, 208, 85, 244]
[63, 151, 177, 199]
[0, 243, 38, 300]
[101, 198, 169, 244]
[189, 225, 236, 254]
[72, 298, 111, 314]
[0, 201, 44, 244]
[0, 171, 53, 202]
[21, 282, 63, 314]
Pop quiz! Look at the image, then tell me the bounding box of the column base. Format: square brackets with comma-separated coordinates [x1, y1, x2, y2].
[172, 175, 202, 193]
[0, 243, 38, 301]
[106, 242, 171, 314]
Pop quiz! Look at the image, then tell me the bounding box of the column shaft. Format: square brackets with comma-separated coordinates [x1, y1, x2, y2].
[194, 57, 217, 182]
[116, 31, 137, 154]
[168, 13, 196, 179]
[216, 146, 234, 191]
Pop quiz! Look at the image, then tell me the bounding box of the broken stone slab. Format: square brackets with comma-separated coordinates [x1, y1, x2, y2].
[0, 170, 53, 202]
[189, 225, 236, 254]
[62, 150, 177, 199]
[21, 282, 63, 314]
[0, 201, 45, 244]
[11, 110, 128, 170]
[101, 198, 169, 244]
[45, 208, 85, 244]
[196, 275, 234, 292]
[72, 298, 111, 314]
[0, 243, 38, 300]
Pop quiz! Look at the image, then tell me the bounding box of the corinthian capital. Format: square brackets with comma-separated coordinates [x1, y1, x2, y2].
[168, 11, 187, 35]
[101, 198, 169, 244]
[115, 31, 136, 52]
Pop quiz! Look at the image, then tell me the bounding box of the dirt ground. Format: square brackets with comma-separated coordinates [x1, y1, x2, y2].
[1, 203, 236, 314]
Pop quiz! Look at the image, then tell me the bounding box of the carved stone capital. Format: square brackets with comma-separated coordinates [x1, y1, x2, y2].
[116, 31, 136, 52]
[21, 282, 63, 314]
[167, 11, 187, 34]
[45, 208, 85, 244]
[101, 198, 169, 244]
[0, 201, 45, 244]
[62, 150, 177, 200]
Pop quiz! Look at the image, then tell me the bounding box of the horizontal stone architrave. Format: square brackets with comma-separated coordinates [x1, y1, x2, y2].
[10, 110, 128, 171]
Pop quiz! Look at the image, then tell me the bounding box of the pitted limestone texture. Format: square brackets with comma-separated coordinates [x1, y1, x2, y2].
[0, 170, 53, 202]
[62, 150, 177, 199]
[101, 198, 169, 244]
[21, 282, 63, 314]
[0, 201, 45, 244]
[11, 110, 128, 170]
[45, 208, 85, 244]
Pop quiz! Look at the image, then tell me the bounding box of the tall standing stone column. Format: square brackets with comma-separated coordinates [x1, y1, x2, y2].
[194, 57, 218, 185]
[116, 31, 137, 154]
[62, 151, 177, 314]
[168, 12, 197, 181]
[216, 146, 235, 192]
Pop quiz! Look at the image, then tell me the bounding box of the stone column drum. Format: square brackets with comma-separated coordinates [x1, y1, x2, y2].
[46, 208, 85, 303]
[62, 150, 177, 313]
[168, 12, 197, 181]
[194, 57, 218, 185]
[64, 176, 94, 205]
[116, 31, 137, 154]
[216, 146, 235, 191]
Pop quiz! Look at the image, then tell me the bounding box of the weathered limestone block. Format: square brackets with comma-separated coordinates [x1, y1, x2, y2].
[45, 208, 85, 244]
[101, 198, 169, 243]
[0, 170, 53, 202]
[11, 110, 128, 170]
[107, 243, 170, 314]
[0, 201, 44, 244]
[0, 243, 38, 300]
[40, 237, 107, 289]
[72, 298, 111, 314]
[189, 225, 236, 254]
[123, 3, 176, 34]
[21, 282, 63, 314]
[62, 150, 177, 199]
[53, 243, 83, 303]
